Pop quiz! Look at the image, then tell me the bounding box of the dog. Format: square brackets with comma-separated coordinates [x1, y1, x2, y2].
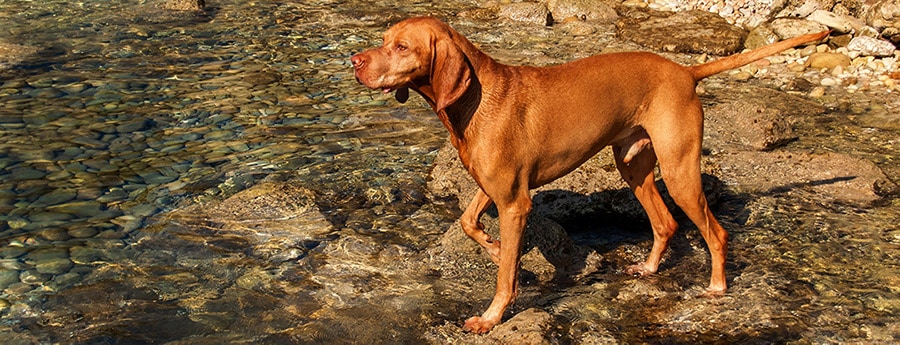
[351, 16, 828, 333]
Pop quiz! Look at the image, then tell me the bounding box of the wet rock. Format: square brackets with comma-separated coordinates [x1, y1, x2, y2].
[806, 52, 852, 69]
[847, 36, 897, 56]
[30, 188, 78, 208]
[67, 227, 100, 239]
[164, 181, 333, 240]
[116, 118, 151, 133]
[616, 9, 747, 55]
[704, 85, 825, 151]
[35, 257, 74, 275]
[498, 2, 552, 26]
[487, 308, 553, 344]
[546, 0, 618, 23]
[0, 269, 19, 290]
[46, 200, 105, 218]
[243, 70, 281, 86]
[769, 18, 829, 39]
[0, 41, 38, 70]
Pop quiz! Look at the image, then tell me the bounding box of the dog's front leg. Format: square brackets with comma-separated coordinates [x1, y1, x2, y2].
[460, 188, 500, 263]
[463, 194, 531, 334]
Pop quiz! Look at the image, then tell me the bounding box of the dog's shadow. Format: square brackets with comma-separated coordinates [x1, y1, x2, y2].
[502, 173, 863, 288]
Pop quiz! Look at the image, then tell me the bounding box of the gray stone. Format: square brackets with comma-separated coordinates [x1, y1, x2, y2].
[769, 18, 829, 40]
[847, 36, 897, 56]
[806, 10, 864, 33]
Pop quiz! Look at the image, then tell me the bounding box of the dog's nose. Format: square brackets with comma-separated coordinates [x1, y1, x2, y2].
[351, 54, 366, 69]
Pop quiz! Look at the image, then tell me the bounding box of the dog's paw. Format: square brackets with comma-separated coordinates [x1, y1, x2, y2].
[463, 316, 497, 334]
[624, 263, 655, 277]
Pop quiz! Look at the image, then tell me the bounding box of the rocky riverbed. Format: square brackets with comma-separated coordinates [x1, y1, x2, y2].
[1, 0, 898, 343]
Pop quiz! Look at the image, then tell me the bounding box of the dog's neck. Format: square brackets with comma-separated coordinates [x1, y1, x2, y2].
[442, 73, 481, 143]
[436, 28, 497, 144]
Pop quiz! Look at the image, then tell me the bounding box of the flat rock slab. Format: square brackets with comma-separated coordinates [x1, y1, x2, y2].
[714, 150, 897, 207]
[616, 8, 747, 55]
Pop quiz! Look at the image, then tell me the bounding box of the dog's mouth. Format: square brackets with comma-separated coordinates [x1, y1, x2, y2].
[382, 86, 409, 103]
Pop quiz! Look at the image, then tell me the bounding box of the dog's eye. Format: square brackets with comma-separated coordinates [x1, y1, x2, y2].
[395, 43, 408, 52]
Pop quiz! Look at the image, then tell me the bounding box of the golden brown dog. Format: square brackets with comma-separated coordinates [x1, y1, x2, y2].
[351, 16, 828, 333]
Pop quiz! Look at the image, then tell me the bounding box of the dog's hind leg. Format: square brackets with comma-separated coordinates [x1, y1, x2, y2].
[613, 140, 679, 277]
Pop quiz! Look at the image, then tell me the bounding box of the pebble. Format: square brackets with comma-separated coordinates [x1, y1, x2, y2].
[807, 52, 852, 70]
[0, 269, 19, 289]
[35, 258, 74, 275]
[809, 86, 826, 97]
[19, 270, 50, 285]
[46, 200, 105, 218]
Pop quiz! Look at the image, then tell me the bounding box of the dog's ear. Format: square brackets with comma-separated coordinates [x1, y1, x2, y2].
[431, 38, 471, 113]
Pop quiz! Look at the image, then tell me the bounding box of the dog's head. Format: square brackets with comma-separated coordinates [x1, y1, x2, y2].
[351, 16, 471, 112]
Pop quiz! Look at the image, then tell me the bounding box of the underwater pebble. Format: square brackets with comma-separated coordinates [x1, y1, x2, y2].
[0, 269, 19, 289]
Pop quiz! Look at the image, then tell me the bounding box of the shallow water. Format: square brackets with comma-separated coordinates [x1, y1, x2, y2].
[1, 0, 898, 343]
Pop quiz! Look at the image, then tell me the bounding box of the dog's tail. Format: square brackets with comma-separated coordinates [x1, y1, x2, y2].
[688, 30, 831, 81]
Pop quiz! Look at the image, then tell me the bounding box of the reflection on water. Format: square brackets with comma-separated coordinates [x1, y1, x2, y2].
[1, 0, 898, 343]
